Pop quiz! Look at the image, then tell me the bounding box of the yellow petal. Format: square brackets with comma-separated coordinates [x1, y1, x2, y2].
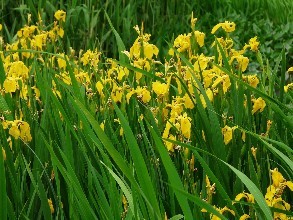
[100, 122, 105, 131]
[240, 214, 250, 220]
[96, 81, 104, 96]
[19, 122, 32, 142]
[221, 206, 235, 216]
[144, 44, 153, 59]
[48, 198, 54, 214]
[3, 77, 18, 93]
[235, 193, 248, 202]
[152, 81, 168, 96]
[240, 56, 249, 72]
[194, 31, 205, 47]
[271, 168, 285, 187]
[181, 113, 191, 139]
[285, 181, 293, 191]
[54, 10, 66, 22]
[222, 125, 233, 145]
[184, 93, 194, 109]
[222, 21, 236, 32]
[211, 23, 222, 34]
[165, 135, 176, 152]
[252, 97, 266, 114]
[9, 125, 20, 139]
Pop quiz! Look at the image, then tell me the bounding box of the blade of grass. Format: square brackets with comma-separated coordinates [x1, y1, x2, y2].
[162, 137, 238, 216]
[146, 120, 195, 220]
[69, 95, 157, 217]
[169, 214, 184, 220]
[22, 155, 51, 220]
[0, 95, 13, 121]
[104, 10, 127, 63]
[100, 161, 135, 217]
[279, 48, 286, 102]
[113, 101, 161, 219]
[41, 134, 97, 219]
[0, 144, 7, 220]
[171, 186, 228, 220]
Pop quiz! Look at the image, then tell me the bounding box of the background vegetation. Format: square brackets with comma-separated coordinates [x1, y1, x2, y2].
[1, 0, 292, 63]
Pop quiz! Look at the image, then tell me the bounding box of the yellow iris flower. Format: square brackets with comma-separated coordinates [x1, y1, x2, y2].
[211, 21, 236, 34]
[251, 97, 266, 114]
[54, 10, 66, 22]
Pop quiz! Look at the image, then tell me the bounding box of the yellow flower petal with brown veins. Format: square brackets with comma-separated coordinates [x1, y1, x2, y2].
[284, 82, 293, 92]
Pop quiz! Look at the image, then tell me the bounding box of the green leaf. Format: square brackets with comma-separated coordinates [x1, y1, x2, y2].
[113, 102, 161, 219]
[101, 161, 135, 217]
[0, 95, 13, 121]
[163, 138, 238, 216]
[104, 10, 127, 63]
[224, 162, 273, 219]
[147, 121, 193, 220]
[22, 155, 51, 220]
[172, 187, 228, 220]
[0, 145, 7, 220]
[169, 214, 184, 220]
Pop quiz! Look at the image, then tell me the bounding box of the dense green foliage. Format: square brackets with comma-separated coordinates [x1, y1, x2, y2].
[1, 0, 292, 62]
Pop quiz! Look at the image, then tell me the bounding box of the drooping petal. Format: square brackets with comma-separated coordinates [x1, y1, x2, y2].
[211, 23, 222, 34]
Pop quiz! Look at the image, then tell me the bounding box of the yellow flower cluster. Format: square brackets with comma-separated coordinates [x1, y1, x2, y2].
[1, 120, 32, 142]
[0, 11, 67, 145]
[3, 61, 29, 95]
[266, 168, 293, 219]
[1, 11, 264, 154]
[2, 11, 285, 218]
[234, 168, 293, 219]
